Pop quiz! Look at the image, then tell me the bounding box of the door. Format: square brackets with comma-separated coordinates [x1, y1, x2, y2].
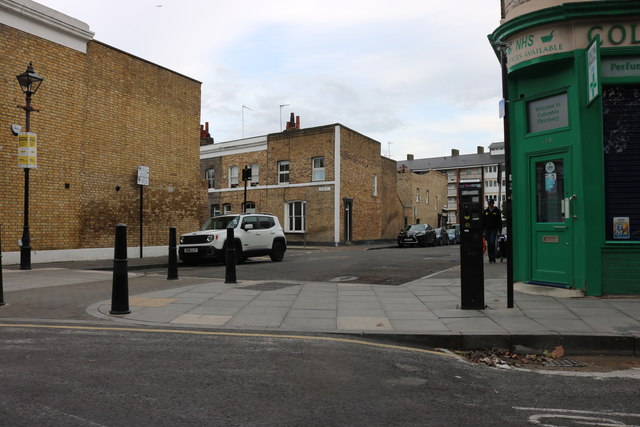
[343, 198, 353, 243]
[529, 152, 574, 285]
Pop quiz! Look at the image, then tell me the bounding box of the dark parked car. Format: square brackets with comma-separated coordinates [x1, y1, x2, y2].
[434, 227, 449, 246]
[397, 224, 436, 247]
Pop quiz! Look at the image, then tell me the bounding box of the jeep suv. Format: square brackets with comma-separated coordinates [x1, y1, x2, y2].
[178, 213, 287, 264]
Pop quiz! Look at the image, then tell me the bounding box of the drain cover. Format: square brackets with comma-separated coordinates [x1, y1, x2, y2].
[543, 359, 585, 368]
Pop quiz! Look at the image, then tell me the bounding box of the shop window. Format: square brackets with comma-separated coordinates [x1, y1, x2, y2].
[602, 85, 640, 240]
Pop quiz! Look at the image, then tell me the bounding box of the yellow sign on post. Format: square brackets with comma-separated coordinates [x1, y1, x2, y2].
[18, 132, 37, 168]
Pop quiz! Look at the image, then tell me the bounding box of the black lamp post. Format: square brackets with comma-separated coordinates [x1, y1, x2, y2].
[16, 62, 44, 270]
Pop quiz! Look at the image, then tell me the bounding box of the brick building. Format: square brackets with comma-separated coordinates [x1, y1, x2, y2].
[200, 120, 433, 245]
[396, 167, 448, 228]
[0, 0, 206, 263]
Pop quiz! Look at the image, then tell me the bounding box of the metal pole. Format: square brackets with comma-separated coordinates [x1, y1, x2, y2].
[20, 91, 32, 270]
[139, 185, 143, 258]
[0, 224, 6, 306]
[243, 166, 248, 213]
[499, 43, 515, 308]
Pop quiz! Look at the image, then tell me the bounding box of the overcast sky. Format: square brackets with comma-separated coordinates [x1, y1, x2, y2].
[38, 0, 504, 160]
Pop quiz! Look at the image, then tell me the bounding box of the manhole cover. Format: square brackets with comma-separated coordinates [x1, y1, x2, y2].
[543, 359, 585, 368]
[241, 282, 300, 291]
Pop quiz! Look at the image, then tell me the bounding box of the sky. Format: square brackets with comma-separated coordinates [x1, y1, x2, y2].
[37, 0, 505, 161]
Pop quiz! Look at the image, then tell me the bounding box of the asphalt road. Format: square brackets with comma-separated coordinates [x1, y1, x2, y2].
[1, 324, 638, 426]
[171, 243, 461, 285]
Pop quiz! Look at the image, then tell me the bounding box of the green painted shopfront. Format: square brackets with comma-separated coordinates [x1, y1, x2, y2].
[490, 1, 640, 295]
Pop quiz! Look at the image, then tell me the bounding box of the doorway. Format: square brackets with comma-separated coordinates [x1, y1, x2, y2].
[529, 152, 574, 285]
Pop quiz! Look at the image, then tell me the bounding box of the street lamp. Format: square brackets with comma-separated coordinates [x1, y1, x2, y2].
[16, 62, 44, 270]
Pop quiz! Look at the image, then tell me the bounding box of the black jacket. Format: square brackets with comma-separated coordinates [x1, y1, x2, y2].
[482, 206, 502, 231]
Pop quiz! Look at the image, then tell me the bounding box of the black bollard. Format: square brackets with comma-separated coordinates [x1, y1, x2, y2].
[167, 226, 178, 280]
[110, 224, 131, 314]
[224, 227, 237, 284]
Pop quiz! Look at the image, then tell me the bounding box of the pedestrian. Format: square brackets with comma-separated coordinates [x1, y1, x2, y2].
[482, 198, 502, 263]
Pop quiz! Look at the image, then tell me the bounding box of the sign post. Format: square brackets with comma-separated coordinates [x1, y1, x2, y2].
[137, 166, 149, 258]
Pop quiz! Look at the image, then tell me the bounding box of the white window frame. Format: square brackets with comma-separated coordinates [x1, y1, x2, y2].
[243, 201, 256, 214]
[312, 157, 325, 181]
[425, 189, 429, 204]
[223, 203, 232, 214]
[205, 168, 215, 189]
[372, 174, 378, 196]
[250, 163, 259, 186]
[229, 166, 239, 187]
[285, 200, 306, 233]
[278, 161, 290, 184]
[211, 204, 220, 217]
[416, 188, 420, 203]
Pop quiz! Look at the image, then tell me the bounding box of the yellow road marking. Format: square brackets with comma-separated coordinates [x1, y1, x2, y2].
[0, 323, 457, 358]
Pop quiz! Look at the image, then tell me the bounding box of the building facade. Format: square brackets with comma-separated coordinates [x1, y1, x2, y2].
[201, 123, 445, 245]
[489, 0, 640, 295]
[0, 0, 206, 263]
[396, 168, 448, 228]
[397, 144, 506, 226]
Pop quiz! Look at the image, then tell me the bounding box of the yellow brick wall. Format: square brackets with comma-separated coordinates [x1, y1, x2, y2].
[0, 25, 207, 252]
[397, 169, 448, 227]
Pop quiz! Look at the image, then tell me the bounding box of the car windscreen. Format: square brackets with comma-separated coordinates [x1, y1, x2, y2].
[407, 224, 426, 232]
[200, 216, 239, 230]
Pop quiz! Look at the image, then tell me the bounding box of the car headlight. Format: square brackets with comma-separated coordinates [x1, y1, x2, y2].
[179, 236, 184, 244]
[207, 235, 215, 243]
[416, 232, 424, 236]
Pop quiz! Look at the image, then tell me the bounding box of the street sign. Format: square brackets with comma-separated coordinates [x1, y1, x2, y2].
[18, 132, 37, 169]
[137, 165, 149, 186]
[587, 35, 600, 105]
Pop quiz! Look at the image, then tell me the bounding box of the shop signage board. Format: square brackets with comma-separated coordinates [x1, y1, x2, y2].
[527, 93, 569, 133]
[18, 132, 37, 168]
[587, 35, 600, 105]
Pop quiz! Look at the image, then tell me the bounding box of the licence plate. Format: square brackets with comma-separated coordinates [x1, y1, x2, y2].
[184, 248, 198, 253]
[403, 238, 413, 242]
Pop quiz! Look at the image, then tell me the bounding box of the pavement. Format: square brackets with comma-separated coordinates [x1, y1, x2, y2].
[1, 247, 639, 355]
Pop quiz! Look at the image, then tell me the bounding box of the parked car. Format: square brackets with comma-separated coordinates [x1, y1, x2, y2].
[179, 213, 287, 264]
[434, 227, 449, 246]
[446, 224, 460, 244]
[397, 224, 436, 247]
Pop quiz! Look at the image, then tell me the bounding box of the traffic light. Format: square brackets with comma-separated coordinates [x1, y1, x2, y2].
[242, 167, 252, 181]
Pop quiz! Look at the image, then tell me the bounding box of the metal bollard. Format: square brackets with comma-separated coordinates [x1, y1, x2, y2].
[110, 224, 131, 314]
[167, 226, 178, 280]
[224, 227, 237, 284]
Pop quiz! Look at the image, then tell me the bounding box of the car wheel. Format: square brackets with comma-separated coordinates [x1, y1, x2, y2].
[270, 241, 285, 262]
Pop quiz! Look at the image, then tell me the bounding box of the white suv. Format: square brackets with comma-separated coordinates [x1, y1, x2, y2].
[179, 213, 287, 264]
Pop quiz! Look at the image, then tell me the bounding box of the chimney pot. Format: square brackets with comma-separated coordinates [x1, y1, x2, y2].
[296, 115, 300, 129]
[451, 149, 459, 157]
[477, 146, 485, 154]
[407, 154, 414, 160]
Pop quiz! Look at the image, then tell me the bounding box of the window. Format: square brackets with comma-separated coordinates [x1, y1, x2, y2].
[415, 188, 421, 203]
[250, 163, 259, 186]
[205, 168, 215, 189]
[242, 201, 256, 214]
[372, 174, 378, 196]
[285, 201, 306, 232]
[278, 161, 290, 184]
[312, 157, 325, 181]
[425, 190, 429, 204]
[223, 203, 232, 214]
[229, 166, 239, 187]
[211, 204, 220, 217]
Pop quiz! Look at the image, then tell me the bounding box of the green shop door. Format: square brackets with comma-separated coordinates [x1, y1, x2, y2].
[529, 153, 574, 286]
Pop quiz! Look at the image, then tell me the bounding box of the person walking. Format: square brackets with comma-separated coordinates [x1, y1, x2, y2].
[482, 198, 502, 263]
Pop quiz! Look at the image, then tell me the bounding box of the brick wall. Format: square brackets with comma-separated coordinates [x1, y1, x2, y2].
[0, 24, 207, 252]
[397, 169, 448, 227]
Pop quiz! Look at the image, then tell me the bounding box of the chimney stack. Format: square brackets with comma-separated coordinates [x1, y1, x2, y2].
[451, 149, 459, 157]
[477, 146, 485, 154]
[407, 154, 414, 160]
